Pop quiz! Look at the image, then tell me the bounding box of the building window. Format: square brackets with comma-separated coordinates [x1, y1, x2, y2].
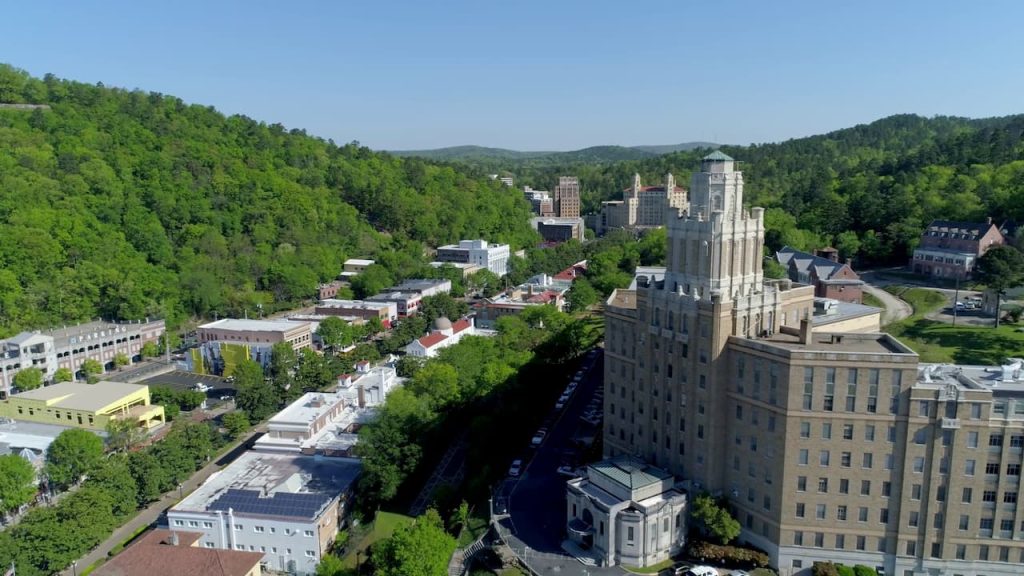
[983, 490, 997, 503]
[816, 504, 826, 520]
[822, 422, 832, 439]
[986, 462, 1001, 475]
[965, 459, 976, 475]
[841, 452, 852, 468]
[962, 487, 973, 503]
[858, 507, 868, 522]
[990, 434, 1004, 447]
[793, 531, 803, 546]
[913, 457, 924, 473]
[304, 530, 314, 537]
[203, 522, 213, 528]
[627, 527, 634, 542]
[909, 512, 919, 527]
[819, 450, 830, 466]
[800, 422, 810, 438]
[837, 505, 847, 521]
[861, 480, 871, 496]
[798, 449, 808, 465]
[795, 503, 805, 518]
[254, 526, 264, 533]
[797, 476, 807, 491]
[842, 424, 854, 440]
[305, 550, 316, 558]
[839, 479, 849, 494]
[818, 477, 829, 493]
[959, 514, 970, 530]
[862, 453, 873, 469]
[174, 520, 184, 527]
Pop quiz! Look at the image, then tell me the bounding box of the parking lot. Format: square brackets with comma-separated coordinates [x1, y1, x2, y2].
[140, 370, 235, 400]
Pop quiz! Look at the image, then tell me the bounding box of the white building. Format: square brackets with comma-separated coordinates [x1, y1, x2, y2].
[566, 456, 687, 568]
[0, 332, 56, 395]
[340, 259, 375, 281]
[435, 240, 510, 277]
[404, 317, 477, 358]
[194, 319, 312, 374]
[337, 360, 399, 408]
[388, 278, 452, 298]
[168, 451, 360, 576]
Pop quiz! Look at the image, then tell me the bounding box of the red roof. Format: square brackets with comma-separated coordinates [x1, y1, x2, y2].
[451, 318, 472, 334]
[417, 332, 448, 349]
[554, 261, 588, 281]
[94, 529, 263, 576]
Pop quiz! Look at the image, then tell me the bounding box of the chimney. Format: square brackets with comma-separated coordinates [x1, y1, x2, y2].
[799, 319, 812, 345]
[357, 386, 366, 408]
[845, 257, 853, 267]
[169, 531, 180, 546]
[987, 216, 993, 226]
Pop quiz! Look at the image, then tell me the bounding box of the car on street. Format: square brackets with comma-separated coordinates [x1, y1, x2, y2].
[224, 376, 235, 384]
[531, 428, 548, 446]
[508, 459, 523, 477]
[555, 397, 568, 410]
[573, 372, 583, 383]
[219, 395, 233, 401]
[193, 383, 210, 392]
[580, 413, 601, 426]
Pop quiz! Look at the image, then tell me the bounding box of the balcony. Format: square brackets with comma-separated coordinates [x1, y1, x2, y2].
[941, 418, 961, 429]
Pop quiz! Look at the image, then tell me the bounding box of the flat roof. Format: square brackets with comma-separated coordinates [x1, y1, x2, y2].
[173, 451, 361, 521]
[812, 300, 881, 327]
[43, 319, 164, 346]
[760, 331, 916, 355]
[918, 362, 1024, 395]
[344, 258, 375, 266]
[319, 299, 392, 309]
[198, 318, 305, 332]
[12, 380, 151, 412]
[607, 289, 637, 310]
[0, 419, 85, 452]
[269, 393, 344, 426]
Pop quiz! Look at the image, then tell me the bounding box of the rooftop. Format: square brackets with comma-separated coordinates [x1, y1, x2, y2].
[173, 451, 361, 521]
[607, 289, 637, 310]
[391, 278, 451, 291]
[199, 318, 305, 333]
[344, 258, 375, 266]
[917, 360, 1024, 395]
[318, 299, 392, 310]
[269, 392, 344, 426]
[43, 319, 164, 346]
[94, 529, 264, 576]
[811, 298, 881, 327]
[760, 331, 917, 355]
[590, 456, 672, 491]
[0, 419, 82, 453]
[703, 150, 734, 161]
[11, 380, 152, 412]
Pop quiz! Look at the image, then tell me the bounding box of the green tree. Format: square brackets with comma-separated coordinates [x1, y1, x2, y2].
[467, 269, 502, 298]
[140, 341, 160, 358]
[763, 256, 788, 279]
[567, 278, 599, 312]
[408, 362, 460, 408]
[974, 245, 1024, 328]
[87, 456, 139, 518]
[317, 316, 354, 351]
[105, 419, 145, 452]
[0, 454, 37, 515]
[13, 367, 43, 391]
[269, 341, 297, 396]
[44, 429, 104, 490]
[690, 493, 741, 545]
[53, 367, 73, 383]
[233, 360, 277, 421]
[350, 264, 393, 299]
[221, 411, 250, 439]
[371, 508, 456, 576]
[81, 359, 103, 383]
[113, 353, 130, 369]
[315, 554, 347, 576]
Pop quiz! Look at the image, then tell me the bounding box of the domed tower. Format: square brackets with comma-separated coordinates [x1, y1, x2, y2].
[432, 316, 454, 337]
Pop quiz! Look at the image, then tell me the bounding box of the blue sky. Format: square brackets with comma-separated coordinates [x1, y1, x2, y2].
[2, 0, 1022, 150]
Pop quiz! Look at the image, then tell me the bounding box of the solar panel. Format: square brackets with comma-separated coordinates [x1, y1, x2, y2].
[209, 489, 329, 519]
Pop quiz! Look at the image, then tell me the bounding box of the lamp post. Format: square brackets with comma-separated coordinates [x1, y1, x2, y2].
[177, 484, 183, 499]
[71, 560, 78, 576]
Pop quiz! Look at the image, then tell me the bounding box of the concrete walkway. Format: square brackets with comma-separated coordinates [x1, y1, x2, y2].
[863, 282, 912, 325]
[60, 426, 265, 575]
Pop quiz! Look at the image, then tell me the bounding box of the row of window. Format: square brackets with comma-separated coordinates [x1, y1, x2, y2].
[796, 476, 892, 498]
[796, 503, 888, 522]
[172, 519, 314, 537]
[795, 449, 893, 470]
[799, 421, 895, 442]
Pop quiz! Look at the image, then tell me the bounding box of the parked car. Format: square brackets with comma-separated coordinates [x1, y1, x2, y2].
[573, 372, 584, 383]
[556, 465, 581, 478]
[508, 459, 523, 477]
[676, 566, 719, 576]
[224, 376, 235, 384]
[193, 383, 210, 392]
[580, 413, 601, 426]
[555, 397, 568, 410]
[531, 428, 548, 446]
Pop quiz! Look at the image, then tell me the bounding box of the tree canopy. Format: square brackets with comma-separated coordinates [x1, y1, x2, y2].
[370, 509, 456, 576]
[0, 63, 538, 336]
[0, 454, 36, 515]
[44, 428, 104, 490]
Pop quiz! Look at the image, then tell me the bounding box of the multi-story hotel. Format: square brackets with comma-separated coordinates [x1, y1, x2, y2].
[591, 172, 689, 235]
[602, 152, 1024, 576]
[554, 176, 581, 218]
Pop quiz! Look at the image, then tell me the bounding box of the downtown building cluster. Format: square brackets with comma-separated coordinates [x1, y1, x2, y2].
[598, 152, 1024, 576]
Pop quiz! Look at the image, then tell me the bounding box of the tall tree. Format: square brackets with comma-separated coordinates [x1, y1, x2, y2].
[233, 359, 277, 421]
[13, 367, 43, 391]
[44, 429, 104, 490]
[371, 508, 456, 576]
[973, 245, 1024, 328]
[0, 454, 37, 515]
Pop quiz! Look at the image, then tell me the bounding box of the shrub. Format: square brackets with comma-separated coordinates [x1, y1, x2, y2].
[687, 540, 770, 568]
[812, 562, 840, 576]
[837, 565, 855, 576]
[750, 569, 777, 576]
[852, 566, 878, 576]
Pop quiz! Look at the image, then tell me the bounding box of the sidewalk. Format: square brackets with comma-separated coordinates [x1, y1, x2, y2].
[60, 427, 264, 575]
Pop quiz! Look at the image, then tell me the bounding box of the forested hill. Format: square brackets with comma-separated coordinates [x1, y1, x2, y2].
[0, 64, 537, 336]
[391, 142, 718, 164]
[492, 114, 1024, 264]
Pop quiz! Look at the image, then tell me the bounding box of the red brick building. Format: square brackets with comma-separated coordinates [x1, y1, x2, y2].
[911, 218, 1005, 279]
[776, 246, 864, 303]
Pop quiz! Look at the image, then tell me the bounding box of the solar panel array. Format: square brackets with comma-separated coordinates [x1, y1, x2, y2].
[209, 488, 329, 519]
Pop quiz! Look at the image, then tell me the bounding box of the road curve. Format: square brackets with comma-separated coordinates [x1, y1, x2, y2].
[863, 283, 912, 325]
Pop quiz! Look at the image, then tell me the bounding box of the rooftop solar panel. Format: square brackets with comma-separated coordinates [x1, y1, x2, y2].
[208, 489, 330, 519]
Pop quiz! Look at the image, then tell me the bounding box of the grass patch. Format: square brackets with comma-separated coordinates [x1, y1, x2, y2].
[884, 287, 1024, 364]
[623, 558, 678, 573]
[457, 511, 490, 547]
[80, 558, 105, 576]
[107, 524, 151, 557]
[862, 292, 884, 309]
[340, 511, 415, 568]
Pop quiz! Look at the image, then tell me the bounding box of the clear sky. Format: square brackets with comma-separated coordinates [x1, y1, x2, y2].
[2, 0, 1022, 150]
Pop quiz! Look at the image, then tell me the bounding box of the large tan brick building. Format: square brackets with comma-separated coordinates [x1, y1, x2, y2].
[604, 152, 1024, 576]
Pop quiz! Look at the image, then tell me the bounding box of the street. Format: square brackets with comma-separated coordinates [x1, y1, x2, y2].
[140, 370, 235, 398]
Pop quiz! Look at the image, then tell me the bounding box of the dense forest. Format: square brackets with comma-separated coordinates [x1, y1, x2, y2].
[0, 64, 538, 336]
[462, 114, 1024, 263]
[390, 141, 715, 163]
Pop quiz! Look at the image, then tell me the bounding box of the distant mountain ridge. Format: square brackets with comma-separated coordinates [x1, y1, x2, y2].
[390, 141, 718, 163]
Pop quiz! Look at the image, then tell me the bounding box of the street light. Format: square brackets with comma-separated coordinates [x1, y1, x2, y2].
[72, 560, 78, 576]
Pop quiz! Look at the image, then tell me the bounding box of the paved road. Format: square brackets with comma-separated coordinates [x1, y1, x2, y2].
[140, 370, 235, 398]
[499, 350, 624, 575]
[61, 426, 267, 575]
[863, 282, 913, 325]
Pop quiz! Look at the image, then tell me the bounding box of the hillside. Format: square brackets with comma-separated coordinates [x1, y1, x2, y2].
[0, 64, 538, 336]
[491, 114, 1024, 264]
[390, 142, 719, 163]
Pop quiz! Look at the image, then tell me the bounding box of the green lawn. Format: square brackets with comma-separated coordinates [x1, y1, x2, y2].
[340, 511, 415, 568]
[884, 287, 1024, 364]
[862, 292, 884, 310]
[457, 511, 490, 547]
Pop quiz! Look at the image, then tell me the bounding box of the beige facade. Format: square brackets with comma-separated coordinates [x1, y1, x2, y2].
[197, 319, 312, 351]
[594, 173, 688, 235]
[604, 152, 1024, 576]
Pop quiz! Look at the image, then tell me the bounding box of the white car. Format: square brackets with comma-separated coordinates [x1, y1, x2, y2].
[556, 465, 581, 478]
[555, 398, 567, 410]
[676, 566, 720, 576]
[531, 428, 548, 446]
[193, 383, 210, 392]
[508, 459, 523, 477]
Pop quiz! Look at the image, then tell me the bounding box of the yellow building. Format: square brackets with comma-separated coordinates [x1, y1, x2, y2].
[0, 380, 165, 431]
